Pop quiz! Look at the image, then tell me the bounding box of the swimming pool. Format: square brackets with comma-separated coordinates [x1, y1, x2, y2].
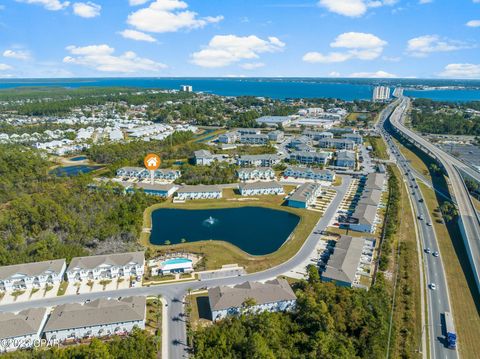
[161, 258, 192, 265]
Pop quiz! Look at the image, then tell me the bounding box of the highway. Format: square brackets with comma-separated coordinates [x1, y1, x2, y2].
[378, 111, 458, 358]
[0, 177, 350, 359]
[388, 97, 480, 298]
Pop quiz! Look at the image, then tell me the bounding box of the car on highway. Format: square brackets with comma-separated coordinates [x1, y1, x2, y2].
[433, 251, 439, 257]
[418, 215, 424, 220]
[419, 198, 424, 202]
[425, 248, 431, 254]
[426, 222, 432, 226]
[430, 283, 437, 290]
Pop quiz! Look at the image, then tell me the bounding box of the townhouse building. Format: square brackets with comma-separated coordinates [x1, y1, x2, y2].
[66, 252, 145, 282]
[238, 181, 284, 196]
[236, 167, 275, 181]
[43, 297, 146, 342]
[208, 279, 296, 321]
[0, 259, 66, 292]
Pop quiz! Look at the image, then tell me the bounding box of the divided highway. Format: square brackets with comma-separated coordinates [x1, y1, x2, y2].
[388, 97, 480, 298]
[379, 113, 458, 358]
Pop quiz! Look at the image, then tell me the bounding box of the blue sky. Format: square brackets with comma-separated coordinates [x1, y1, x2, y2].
[0, 0, 479, 78]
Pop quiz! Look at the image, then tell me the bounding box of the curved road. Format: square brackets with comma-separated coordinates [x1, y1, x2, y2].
[389, 97, 480, 298]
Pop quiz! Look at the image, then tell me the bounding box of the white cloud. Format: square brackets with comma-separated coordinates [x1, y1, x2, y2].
[419, 0, 433, 4]
[119, 29, 157, 42]
[317, 0, 397, 17]
[3, 49, 31, 60]
[466, 20, 480, 27]
[407, 35, 472, 57]
[127, 0, 223, 33]
[191, 35, 285, 68]
[349, 70, 397, 78]
[0, 63, 12, 71]
[129, 0, 149, 5]
[439, 63, 480, 78]
[303, 52, 351, 63]
[303, 32, 387, 63]
[72, 2, 101, 18]
[240, 62, 265, 70]
[63, 44, 167, 73]
[329, 71, 341, 77]
[15, 0, 70, 11]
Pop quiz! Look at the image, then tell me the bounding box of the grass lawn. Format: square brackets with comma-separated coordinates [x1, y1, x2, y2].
[418, 182, 480, 359]
[139, 191, 322, 274]
[57, 281, 68, 296]
[187, 292, 212, 330]
[365, 136, 389, 160]
[146, 297, 162, 336]
[393, 138, 433, 183]
[390, 166, 422, 358]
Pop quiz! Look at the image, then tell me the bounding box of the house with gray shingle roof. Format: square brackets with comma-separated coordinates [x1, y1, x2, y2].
[0, 308, 48, 352]
[322, 235, 366, 287]
[208, 278, 296, 321]
[66, 252, 144, 282]
[0, 259, 66, 292]
[43, 297, 146, 342]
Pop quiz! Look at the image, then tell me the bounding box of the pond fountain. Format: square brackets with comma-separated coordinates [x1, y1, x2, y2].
[150, 207, 300, 255]
[202, 216, 218, 227]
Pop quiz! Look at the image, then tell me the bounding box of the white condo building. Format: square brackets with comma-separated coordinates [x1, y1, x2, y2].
[372, 86, 391, 101]
[0, 308, 48, 352]
[0, 259, 66, 292]
[66, 252, 145, 282]
[43, 297, 146, 342]
[208, 279, 297, 321]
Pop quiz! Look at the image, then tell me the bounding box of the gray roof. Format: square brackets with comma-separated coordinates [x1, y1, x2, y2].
[194, 150, 213, 158]
[357, 189, 382, 206]
[0, 259, 66, 281]
[286, 166, 334, 176]
[208, 279, 296, 311]
[68, 251, 144, 272]
[322, 235, 365, 284]
[319, 138, 354, 145]
[290, 151, 330, 159]
[289, 183, 321, 203]
[241, 134, 269, 139]
[0, 308, 47, 339]
[364, 173, 386, 191]
[239, 154, 280, 161]
[256, 116, 291, 124]
[239, 181, 283, 191]
[44, 297, 146, 332]
[237, 167, 273, 174]
[337, 150, 355, 160]
[131, 182, 178, 192]
[351, 204, 378, 225]
[177, 185, 222, 193]
[117, 166, 145, 173]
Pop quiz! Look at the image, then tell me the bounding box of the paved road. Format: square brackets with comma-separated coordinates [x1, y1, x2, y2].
[380, 107, 458, 358]
[389, 97, 480, 297]
[0, 178, 350, 358]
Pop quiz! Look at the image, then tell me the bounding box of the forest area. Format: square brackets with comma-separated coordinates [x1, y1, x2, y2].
[0, 144, 156, 266]
[193, 267, 391, 359]
[410, 99, 480, 136]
